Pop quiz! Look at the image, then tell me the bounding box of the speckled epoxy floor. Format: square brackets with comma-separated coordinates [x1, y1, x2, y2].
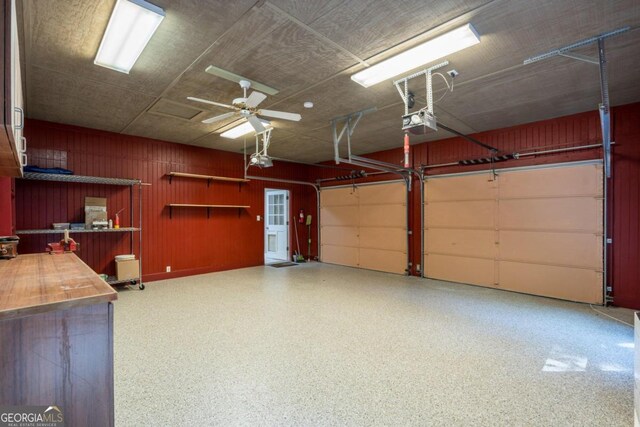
[113, 263, 634, 426]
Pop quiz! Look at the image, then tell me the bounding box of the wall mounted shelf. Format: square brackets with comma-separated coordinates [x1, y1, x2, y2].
[167, 172, 249, 189]
[167, 204, 250, 219]
[22, 172, 141, 186]
[16, 227, 140, 235]
[19, 172, 144, 290]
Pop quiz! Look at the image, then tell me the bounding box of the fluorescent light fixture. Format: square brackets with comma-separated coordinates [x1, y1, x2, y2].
[220, 120, 272, 139]
[351, 23, 480, 88]
[94, 0, 165, 74]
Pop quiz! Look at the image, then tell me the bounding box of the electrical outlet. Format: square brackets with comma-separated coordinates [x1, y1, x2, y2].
[447, 69, 459, 78]
[166, 266, 171, 273]
[257, 215, 261, 221]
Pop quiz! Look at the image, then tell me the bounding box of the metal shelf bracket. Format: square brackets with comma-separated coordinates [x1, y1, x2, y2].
[523, 26, 629, 179]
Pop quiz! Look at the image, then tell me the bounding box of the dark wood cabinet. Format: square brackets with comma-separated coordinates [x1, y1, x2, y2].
[0, 253, 117, 426]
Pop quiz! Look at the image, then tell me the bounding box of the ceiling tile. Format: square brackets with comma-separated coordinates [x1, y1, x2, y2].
[27, 66, 155, 132]
[305, 0, 487, 60]
[22, 0, 257, 96]
[18, 0, 640, 164]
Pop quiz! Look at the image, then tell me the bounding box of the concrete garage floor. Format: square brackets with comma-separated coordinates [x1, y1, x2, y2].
[114, 263, 634, 426]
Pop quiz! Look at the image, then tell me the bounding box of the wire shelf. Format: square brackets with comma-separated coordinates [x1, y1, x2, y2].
[21, 172, 141, 186]
[17, 227, 141, 235]
[106, 277, 140, 286]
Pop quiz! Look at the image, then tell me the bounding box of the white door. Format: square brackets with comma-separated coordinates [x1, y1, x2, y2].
[265, 189, 289, 262]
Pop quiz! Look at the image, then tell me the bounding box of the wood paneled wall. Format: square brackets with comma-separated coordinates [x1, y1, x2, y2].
[0, 177, 12, 235]
[5, 103, 640, 308]
[15, 120, 319, 282]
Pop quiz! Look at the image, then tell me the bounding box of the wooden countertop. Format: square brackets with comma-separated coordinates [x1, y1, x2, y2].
[0, 253, 117, 320]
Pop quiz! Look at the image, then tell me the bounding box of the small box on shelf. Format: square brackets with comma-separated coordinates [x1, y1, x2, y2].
[116, 259, 139, 281]
[85, 197, 107, 229]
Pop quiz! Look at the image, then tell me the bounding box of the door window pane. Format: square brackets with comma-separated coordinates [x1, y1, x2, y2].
[268, 234, 277, 252]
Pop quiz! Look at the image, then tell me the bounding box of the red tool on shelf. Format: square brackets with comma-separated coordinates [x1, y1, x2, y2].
[47, 230, 80, 254]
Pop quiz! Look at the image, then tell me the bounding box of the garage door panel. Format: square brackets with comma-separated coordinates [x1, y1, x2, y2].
[359, 182, 405, 205]
[425, 254, 495, 287]
[499, 261, 603, 304]
[320, 183, 407, 275]
[320, 206, 359, 226]
[321, 187, 358, 206]
[499, 198, 602, 231]
[360, 248, 406, 274]
[426, 174, 496, 202]
[500, 231, 602, 269]
[499, 164, 603, 199]
[360, 227, 405, 251]
[425, 201, 495, 229]
[360, 204, 405, 227]
[321, 226, 359, 247]
[321, 244, 358, 268]
[424, 162, 603, 303]
[426, 228, 496, 258]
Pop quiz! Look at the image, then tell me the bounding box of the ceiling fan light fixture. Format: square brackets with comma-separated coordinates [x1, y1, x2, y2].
[205, 66, 279, 96]
[94, 0, 165, 74]
[220, 119, 272, 139]
[350, 23, 480, 88]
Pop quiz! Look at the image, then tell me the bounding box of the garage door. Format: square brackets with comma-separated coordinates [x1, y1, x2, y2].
[321, 181, 407, 274]
[424, 162, 603, 304]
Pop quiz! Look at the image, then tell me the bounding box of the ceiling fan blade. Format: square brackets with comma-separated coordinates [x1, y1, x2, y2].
[259, 109, 302, 121]
[201, 111, 237, 124]
[247, 115, 266, 133]
[187, 96, 236, 110]
[245, 91, 267, 108]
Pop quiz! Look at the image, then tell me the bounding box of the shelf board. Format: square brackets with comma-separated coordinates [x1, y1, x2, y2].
[17, 227, 141, 235]
[167, 172, 249, 183]
[167, 204, 250, 219]
[107, 277, 140, 286]
[167, 204, 250, 208]
[21, 172, 141, 186]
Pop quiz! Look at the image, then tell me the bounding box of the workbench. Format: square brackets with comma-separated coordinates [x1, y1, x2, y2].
[0, 253, 117, 426]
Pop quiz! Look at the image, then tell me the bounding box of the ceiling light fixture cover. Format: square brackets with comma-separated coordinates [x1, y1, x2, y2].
[220, 120, 272, 139]
[351, 23, 480, 88]
[94, 0, 165, 74]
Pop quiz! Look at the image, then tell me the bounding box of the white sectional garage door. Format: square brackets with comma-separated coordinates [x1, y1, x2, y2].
[424, 162, 603, 304]
[321, 181, 407, 274]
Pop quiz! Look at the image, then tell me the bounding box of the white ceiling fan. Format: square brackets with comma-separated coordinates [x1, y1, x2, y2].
[187, 80, 301, 134]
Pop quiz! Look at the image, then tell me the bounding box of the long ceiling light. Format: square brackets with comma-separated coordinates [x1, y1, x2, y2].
[220, 120, 272, 139]
[351, 23, 480, 88]
[94, 0, 165, 74]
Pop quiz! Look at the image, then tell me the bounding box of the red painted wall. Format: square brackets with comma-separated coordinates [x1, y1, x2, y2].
[12, 103, 640, 308]
[0, 177, 13, 236]
[17, 120, 319, 282]
[608, 104, 640, 309]
[314, 103, 640, 309]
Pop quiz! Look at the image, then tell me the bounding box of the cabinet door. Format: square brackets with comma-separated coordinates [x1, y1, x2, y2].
[11, 0, 24, 169]
[0, 0, 21, 177]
